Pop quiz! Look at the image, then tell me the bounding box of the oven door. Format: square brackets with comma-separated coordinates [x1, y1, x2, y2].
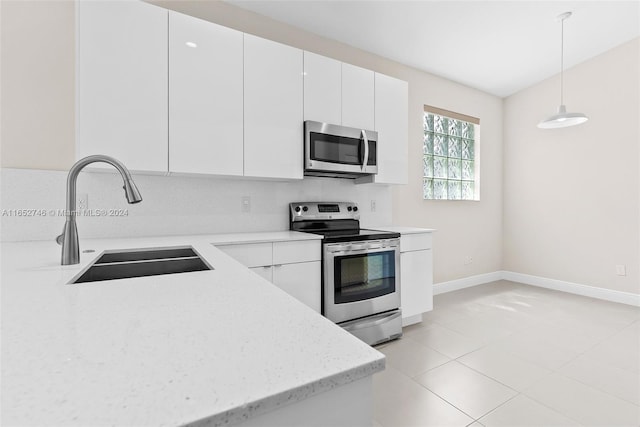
[304, 121, 378, 176]
[323, 239, 400, 324]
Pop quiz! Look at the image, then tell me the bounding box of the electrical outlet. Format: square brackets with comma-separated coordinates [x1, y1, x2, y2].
[615, 265, 626, 276]
[77, 193, 88, 210]
[370, 200, 376, 212]
[464, 256, 473, 265]
[241, 196, 251, 213]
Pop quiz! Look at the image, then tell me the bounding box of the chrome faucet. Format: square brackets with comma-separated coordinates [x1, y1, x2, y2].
[56, 155, 142, 265]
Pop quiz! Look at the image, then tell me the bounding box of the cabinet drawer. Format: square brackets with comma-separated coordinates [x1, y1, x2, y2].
[273, 240, 321, 265]
[401, 233, 432, 252]
[216, 242, 272, 267]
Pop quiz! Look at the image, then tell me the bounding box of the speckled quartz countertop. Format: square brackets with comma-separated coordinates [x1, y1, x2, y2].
[1, 232, 384, 427]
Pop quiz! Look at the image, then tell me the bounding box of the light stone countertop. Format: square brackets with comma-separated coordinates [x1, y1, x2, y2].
[1, 232, 383, 427]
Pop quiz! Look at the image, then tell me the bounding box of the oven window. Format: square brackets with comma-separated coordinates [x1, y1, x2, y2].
[334, 251, 395, 304]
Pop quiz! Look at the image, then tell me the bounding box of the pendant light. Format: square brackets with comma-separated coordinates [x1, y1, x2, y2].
[538, 11, 588, 129]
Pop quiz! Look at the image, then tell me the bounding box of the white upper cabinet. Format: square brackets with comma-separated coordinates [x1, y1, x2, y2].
[371, 73, 409, 184]
[341, 63, 375, 130]
[244, 34, 303, 179]
[168, 12, 243, 176]
[78, 1, 406, 183]
[303, 51, 341, 125]
[77, 0, 168, 173]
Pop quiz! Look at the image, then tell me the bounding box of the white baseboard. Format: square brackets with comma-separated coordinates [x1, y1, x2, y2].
[433, 271, 503, 295]
[502, 271, 640, 307]
[433, 270, 640, 307]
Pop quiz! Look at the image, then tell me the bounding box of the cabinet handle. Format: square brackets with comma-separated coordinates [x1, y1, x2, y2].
[273, 264, 283, 268]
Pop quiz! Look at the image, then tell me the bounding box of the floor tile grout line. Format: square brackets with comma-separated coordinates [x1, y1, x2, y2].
[382, 363, 476, 424]
[519, 381, 598, 427]
[441, 358, 526, 395]
[552, 361, 640, 407]
[401, 334, 458, 362]
[410, 378, 482, 422]
[472, 391, 522, 424]
[408, 359, 521, 421]
[453, 355, 553, 393]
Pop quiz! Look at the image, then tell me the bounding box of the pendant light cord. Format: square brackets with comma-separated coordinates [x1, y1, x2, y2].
[560, 15, 565, 106]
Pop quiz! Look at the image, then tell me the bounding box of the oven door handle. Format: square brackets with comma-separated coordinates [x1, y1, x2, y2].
[329, 246, 391, 256]
[350, 243, 378, 251]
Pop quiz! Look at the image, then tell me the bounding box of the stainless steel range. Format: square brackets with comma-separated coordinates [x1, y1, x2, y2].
[290, 202, 402, 345]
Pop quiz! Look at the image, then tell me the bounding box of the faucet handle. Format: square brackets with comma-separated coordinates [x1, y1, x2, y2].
[56, 232, 64, 245]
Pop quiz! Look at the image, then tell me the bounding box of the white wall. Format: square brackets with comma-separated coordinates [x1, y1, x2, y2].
[503, 38, 639, 295]
[0, 0, 75, 170]
[394, 76, 503, 284]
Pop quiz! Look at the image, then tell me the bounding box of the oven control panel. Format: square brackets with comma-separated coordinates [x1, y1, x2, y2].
[290, 202, 359, 221]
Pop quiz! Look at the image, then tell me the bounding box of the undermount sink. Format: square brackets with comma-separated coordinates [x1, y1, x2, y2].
[70, 246, 213, 284]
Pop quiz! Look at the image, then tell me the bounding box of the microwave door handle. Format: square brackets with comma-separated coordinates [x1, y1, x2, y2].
[361, 129, 369, 171]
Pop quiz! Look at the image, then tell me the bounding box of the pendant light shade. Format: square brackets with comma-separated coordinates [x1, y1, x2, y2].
[538, 12, 588, 129]
[538, 105, 589, 129]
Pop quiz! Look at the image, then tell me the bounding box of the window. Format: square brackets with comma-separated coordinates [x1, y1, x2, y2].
[423, 105, 479, 200]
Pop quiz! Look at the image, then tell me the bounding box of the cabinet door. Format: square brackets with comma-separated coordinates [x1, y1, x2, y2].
[341, 63, 374, 130]
[400, 249, 433, 318]
[372, 73, 409, 184]
[168, 12, 243, 176]
[77, 0, 168, 172]
[244, 34, 303, 179]
[303, 51, 341, 124]
[250, 266, 273, 282]
[273, 262, 321, 312]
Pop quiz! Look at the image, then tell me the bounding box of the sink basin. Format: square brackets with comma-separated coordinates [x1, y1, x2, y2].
[71, 246, 213, 284]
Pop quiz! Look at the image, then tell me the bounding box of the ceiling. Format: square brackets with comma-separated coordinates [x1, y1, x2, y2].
[227, 1, 640, 98]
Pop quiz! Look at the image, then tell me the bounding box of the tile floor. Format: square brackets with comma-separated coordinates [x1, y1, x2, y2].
[372, 280, 640, 426]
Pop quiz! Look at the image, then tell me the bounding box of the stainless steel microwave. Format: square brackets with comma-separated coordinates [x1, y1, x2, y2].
[304, 121, 378, 178]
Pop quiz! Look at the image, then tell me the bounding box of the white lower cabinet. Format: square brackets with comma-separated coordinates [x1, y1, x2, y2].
[399, 232, 433, 326]
[273, 262, 321, 313]
[216, 239, 321, 312]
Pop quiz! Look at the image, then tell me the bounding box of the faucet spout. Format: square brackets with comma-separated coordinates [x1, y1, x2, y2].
[57, 155, 142, 265]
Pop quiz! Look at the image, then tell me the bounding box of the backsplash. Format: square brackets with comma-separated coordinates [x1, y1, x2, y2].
[1, 168, 393, 242]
